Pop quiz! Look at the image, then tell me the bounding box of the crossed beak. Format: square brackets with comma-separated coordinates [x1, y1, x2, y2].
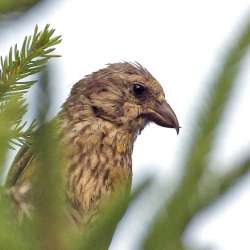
[143, 100, 180, 134]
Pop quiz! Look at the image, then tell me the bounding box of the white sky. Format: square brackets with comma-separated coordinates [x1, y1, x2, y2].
[1, 1, 250, 249]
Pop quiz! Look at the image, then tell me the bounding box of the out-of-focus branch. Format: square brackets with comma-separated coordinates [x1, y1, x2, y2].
[188, 156, 250, 219]
[31, 67, 66, 250]
[74, 179, 151, 250]
[143, 17, 250, 250]
[177, 16, 250, 205]
[0, 96, 25, 171]
[0, 0, 42, 15]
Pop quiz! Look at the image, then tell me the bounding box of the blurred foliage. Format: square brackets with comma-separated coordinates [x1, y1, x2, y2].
[0, 8, 250, 250]
[142, 17, 250, 250]
[0, 0, 43, 15]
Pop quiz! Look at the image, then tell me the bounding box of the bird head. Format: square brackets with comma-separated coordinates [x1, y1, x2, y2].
[68, 62, 179, 134]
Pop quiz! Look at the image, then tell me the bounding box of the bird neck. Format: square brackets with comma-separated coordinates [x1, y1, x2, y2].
[59, 112, 137, 181]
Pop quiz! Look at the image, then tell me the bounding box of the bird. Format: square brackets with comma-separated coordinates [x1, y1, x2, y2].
[6, 62, 179, 225]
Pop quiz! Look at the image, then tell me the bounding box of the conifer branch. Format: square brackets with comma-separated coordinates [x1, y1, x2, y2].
[190, 156, 250, 217]
[143, 18, 250, 250]
[0, 24, 61, 99]
[0, 24, 61, 149]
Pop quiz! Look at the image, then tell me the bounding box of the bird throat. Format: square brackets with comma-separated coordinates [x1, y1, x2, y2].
[59, 115, 136, 221]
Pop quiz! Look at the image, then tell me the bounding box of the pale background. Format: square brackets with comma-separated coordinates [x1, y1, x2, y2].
[1, 1, 250, 249]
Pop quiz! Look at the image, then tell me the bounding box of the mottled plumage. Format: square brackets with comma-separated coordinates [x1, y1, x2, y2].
[7, 62, 179, 224]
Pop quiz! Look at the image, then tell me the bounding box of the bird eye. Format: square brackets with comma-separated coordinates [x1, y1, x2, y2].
[132, 83, 146, 97]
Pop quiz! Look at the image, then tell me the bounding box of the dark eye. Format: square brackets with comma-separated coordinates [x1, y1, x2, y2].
[132, 83, 146, 97]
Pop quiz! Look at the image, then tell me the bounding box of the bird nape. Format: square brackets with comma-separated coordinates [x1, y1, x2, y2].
[6, 62, 179, 225]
